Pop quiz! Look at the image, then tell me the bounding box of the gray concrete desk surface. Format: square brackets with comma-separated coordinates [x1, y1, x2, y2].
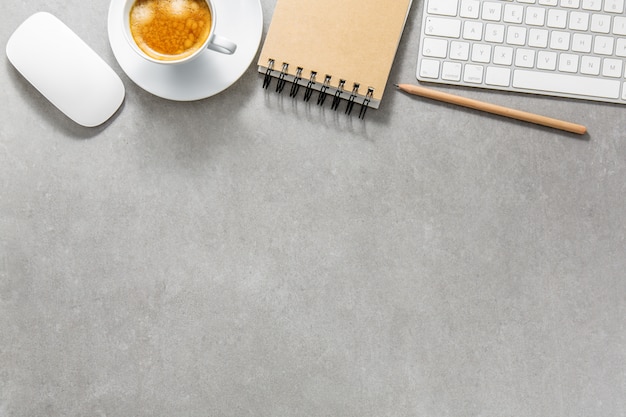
[1, 0, 625, 416]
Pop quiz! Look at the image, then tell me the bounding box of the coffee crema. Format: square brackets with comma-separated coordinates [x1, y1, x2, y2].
[129, 0, 212, 61]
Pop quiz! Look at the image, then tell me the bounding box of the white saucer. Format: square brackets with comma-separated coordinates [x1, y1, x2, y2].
[107, 0, 262, 101]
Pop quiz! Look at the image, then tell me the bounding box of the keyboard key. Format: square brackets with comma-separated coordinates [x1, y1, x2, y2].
[471, 44, 492, 63]
[528, 28, 549, 47]
[481, 2, 503, 21]
[422, 38, 449, 58]
[594, 36, 615, 55]
[559, 53, 580, 72]
[485, 23, 505, 42]
[419, 59, 440, 78]
[550, 31, 571, 50]
[526, 7, 547, 26]
[428, 0, 459, 16]
[613, 16, 626, 35]
[616, 39, 626, 57]
[464, 64, 484, 83]
[450, 41, 471, 60]
[513, 70, 621, 99]
[537, 51, 558, 70]
[569, 12, 590, 31]
[580, 56, 602, 75]
[572, 33, 593, 52]
[507, 26, 527, 45]
[582, 0, 602, 10]
[602, 58, 623, 77]
[503, 4, 524, 24]
[424, 17, 462, 38]
[547, 9, 568, 28]
[493, 46, 514, 65]
[442, 61, 463, 81]
[591, 14, 612, 33]
[515, 48, 536, 67]
[460, 0, 480, 18]
[463, 21, 484, 40]
[486, 66, 511, 86]
[604, 0, 624, 13]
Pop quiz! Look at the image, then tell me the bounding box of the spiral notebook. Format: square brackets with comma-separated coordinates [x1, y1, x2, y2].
[258, 0, 413, 117]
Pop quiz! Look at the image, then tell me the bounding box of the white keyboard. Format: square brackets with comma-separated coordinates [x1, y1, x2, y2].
[416, 0, 626, 105]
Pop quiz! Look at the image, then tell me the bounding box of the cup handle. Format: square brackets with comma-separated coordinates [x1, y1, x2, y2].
[207, 34, 237, 55]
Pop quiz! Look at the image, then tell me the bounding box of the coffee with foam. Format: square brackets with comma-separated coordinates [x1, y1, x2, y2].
[129, 0, 212, 61]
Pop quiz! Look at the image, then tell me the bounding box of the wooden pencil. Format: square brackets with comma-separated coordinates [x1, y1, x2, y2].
[396, 83, 587, 135]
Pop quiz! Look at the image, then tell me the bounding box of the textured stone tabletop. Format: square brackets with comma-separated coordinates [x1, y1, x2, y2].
[1, 1, 625, 416]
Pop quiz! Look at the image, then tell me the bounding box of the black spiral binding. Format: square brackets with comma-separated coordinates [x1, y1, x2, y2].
[276, 62, 289, 93]
[289, 67, 303, 97]
[331, 80, 346, 111]
[317, 75, 332, 106]
[359, 88, 374, 119]
[346, 83, 359, 115]
[262, 59, 275, 89]
[262, 59, 373, 118]
[303, 71, 317, 102]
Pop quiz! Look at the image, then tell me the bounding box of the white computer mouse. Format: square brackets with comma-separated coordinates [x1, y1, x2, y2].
[6, 12, 125, 127]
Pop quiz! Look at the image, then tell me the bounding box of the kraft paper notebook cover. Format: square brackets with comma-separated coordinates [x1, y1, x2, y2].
[258, 0, 413, 115]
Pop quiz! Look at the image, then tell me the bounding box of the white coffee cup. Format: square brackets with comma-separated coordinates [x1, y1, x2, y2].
[122, 0, 237, 65]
